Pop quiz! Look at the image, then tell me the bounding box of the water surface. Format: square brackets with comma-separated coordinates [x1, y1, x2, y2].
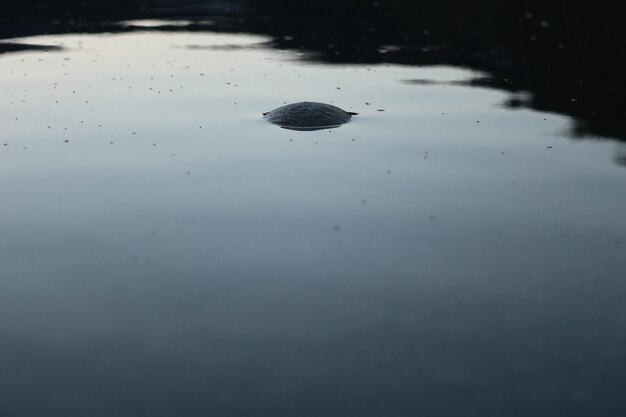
[1, 29, 625, 417]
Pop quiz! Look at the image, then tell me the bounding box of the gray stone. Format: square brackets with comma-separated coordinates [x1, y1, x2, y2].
[264, 102, 356, 131]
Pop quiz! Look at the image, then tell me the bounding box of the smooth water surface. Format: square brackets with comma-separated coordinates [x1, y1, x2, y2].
[1, 30, 626, 417]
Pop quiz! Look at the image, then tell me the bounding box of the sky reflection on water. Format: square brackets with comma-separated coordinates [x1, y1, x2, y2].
[1, 31, 626, 417]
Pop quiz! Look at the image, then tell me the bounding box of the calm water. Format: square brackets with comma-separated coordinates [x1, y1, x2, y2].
[1, 30, 626, 417]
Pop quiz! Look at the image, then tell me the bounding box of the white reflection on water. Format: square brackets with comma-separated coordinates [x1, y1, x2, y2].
[1, 31, 625, 417]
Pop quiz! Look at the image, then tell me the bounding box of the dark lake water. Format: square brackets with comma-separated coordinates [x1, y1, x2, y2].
[1, 3, 626, 416]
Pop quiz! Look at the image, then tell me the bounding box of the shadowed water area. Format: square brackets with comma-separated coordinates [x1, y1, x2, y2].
[1, 1, 625, 417]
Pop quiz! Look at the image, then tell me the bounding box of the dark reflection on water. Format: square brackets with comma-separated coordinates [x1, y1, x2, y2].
[2, 0, 626, 143]
[1, 2, 626, 417]
[0, 42, 62, 54]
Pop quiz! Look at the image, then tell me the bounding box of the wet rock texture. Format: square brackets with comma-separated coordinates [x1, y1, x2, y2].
[264, 102, 353, 131]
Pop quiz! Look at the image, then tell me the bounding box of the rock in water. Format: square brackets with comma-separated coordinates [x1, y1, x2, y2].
[263, 102, 355, 131]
